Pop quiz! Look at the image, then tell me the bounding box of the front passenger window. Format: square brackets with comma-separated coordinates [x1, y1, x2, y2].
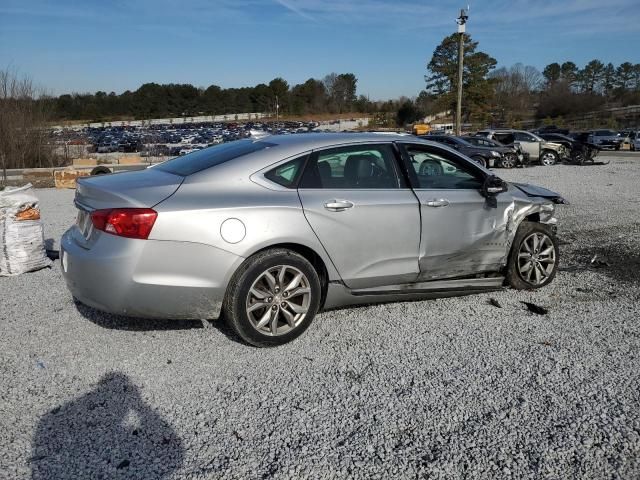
[405, 147, 483, 190]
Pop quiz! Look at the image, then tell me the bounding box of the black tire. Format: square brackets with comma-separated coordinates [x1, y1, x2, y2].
[471, 156, 487, 168]
[222, 248, 321, 347]
[90, 166, 112, 175]
[539, 150, 558, 166]
[506, 221, 559, 290]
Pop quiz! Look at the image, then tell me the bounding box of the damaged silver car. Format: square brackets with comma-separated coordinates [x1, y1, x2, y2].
[61, 133, 567, 346]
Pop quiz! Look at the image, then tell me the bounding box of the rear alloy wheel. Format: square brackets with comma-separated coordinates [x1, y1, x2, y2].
[471, 156, 487, 168]
[500, 153, 517, 169]
[540, 150, 558, 166]
[223, 248, 321, 347]
[506, 221, 559, 290]
[246, 265, 311, 336]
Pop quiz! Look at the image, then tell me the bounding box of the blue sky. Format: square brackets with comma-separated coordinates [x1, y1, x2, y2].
[1, 0, 638, 100]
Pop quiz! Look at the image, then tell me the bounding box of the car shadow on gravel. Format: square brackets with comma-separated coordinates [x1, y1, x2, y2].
[560, 229, 640, 285]
[31, 372, 184, 479]
[75, 302, 205, 331]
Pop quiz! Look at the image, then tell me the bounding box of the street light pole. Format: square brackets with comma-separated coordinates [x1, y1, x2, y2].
[455, 8, 468, 136]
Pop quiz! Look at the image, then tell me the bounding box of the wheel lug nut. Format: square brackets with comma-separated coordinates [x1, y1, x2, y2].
[283, 292, 288, 297]
[282, 302, 287, 308]
[268, 297, 273, 302]
[272, 305, 278, 311]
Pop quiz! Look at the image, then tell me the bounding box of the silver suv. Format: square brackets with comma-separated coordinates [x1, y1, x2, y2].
[477, 129, 567, 166]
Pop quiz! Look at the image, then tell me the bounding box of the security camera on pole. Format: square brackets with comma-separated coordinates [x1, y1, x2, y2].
[455, 7, 469, 136]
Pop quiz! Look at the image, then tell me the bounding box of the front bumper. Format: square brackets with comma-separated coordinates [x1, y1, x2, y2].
[61, 228, 244, 319]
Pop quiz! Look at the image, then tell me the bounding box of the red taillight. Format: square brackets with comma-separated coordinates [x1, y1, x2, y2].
[90, 208, 157, 240]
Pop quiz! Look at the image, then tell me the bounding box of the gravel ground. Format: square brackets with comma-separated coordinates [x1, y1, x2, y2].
[1, 155, 639, 479]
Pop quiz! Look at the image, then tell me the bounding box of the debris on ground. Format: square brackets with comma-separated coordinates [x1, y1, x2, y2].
[590, 254, 611, 268]
[489, 298, 503, 308]
[521, 301, 549, 315]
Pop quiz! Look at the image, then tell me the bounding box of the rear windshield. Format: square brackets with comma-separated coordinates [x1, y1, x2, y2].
[155, 140, 275, 176]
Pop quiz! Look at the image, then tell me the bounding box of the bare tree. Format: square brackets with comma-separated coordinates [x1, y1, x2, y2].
[0, 68, 56, 182]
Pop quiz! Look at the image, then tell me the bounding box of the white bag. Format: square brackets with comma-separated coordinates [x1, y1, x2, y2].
[0, 184, 51, 276]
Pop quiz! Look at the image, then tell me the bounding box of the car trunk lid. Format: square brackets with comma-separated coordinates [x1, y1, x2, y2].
[75, 168, 183, 211]
[71, 168, 183, 247]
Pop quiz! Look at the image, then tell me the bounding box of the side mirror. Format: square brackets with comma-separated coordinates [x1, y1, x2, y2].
[482, 176, 507, 208]
[483, 175, 508, 196]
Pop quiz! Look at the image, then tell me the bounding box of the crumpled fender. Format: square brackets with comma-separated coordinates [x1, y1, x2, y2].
[500, 182, 566, 263]
[511, 182, 569, 204]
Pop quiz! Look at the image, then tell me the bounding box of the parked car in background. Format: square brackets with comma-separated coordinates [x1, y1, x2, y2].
[539, 133, 600, 164]
[462, 136, 525, 168]
[476, 129, 567, 166]
[532, 125, 570, 135]
[61, 133, 566, 347]
[619, 130, 639, 151]
[587, 129, 623, 150]
[630, 131, 640, 151]
[418, 134, 503, 168]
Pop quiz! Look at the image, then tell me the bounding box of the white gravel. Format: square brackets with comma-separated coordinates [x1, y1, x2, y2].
[1, 155, 639, 479]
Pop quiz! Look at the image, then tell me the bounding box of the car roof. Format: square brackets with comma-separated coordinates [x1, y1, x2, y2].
[185, 133, 457, 182]
[259, 132, 415, 150]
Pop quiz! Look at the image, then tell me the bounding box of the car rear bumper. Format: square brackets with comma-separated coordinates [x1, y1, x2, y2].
[61, 228, 244, 320]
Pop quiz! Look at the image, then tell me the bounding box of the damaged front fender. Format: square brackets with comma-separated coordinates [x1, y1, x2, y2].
[503, 182, 567, 257]
[511, 182, 569, 205]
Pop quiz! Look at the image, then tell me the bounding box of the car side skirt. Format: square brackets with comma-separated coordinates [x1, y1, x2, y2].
[322, 276, 504, 310]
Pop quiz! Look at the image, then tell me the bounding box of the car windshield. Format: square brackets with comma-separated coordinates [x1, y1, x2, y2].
[155, 140, 276, 176]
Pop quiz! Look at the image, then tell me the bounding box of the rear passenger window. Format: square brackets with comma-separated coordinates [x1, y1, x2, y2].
[264, 155, 306, 188]
[299, 144, 400, 189]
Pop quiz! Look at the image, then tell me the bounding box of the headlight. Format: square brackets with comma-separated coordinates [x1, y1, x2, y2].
[490, 150, 501, 157]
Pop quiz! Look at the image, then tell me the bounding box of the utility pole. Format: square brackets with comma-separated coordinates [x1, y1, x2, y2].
[275, 95, 279, 124]
[455, 7, 469, 136]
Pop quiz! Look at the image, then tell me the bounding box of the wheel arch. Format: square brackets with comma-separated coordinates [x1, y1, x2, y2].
[90, 166, 113, 175]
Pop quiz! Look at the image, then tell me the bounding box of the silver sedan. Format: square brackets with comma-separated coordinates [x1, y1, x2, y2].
[61, 133, 567, 346]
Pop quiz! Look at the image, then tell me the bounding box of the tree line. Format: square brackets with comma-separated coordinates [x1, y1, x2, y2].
[403, 33, 640, 128]
[51, 73, 375, 121]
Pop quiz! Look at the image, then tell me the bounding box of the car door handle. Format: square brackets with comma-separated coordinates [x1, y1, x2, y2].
[425, 199, 450, 207]
[324, 200, 354, 211]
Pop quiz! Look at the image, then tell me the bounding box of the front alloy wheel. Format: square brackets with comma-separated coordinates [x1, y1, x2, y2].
[540, 150, 558, 166]
[516, 232, 556, 286]
[506, 221, 559, 290]
[500, 153, 517, 169]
